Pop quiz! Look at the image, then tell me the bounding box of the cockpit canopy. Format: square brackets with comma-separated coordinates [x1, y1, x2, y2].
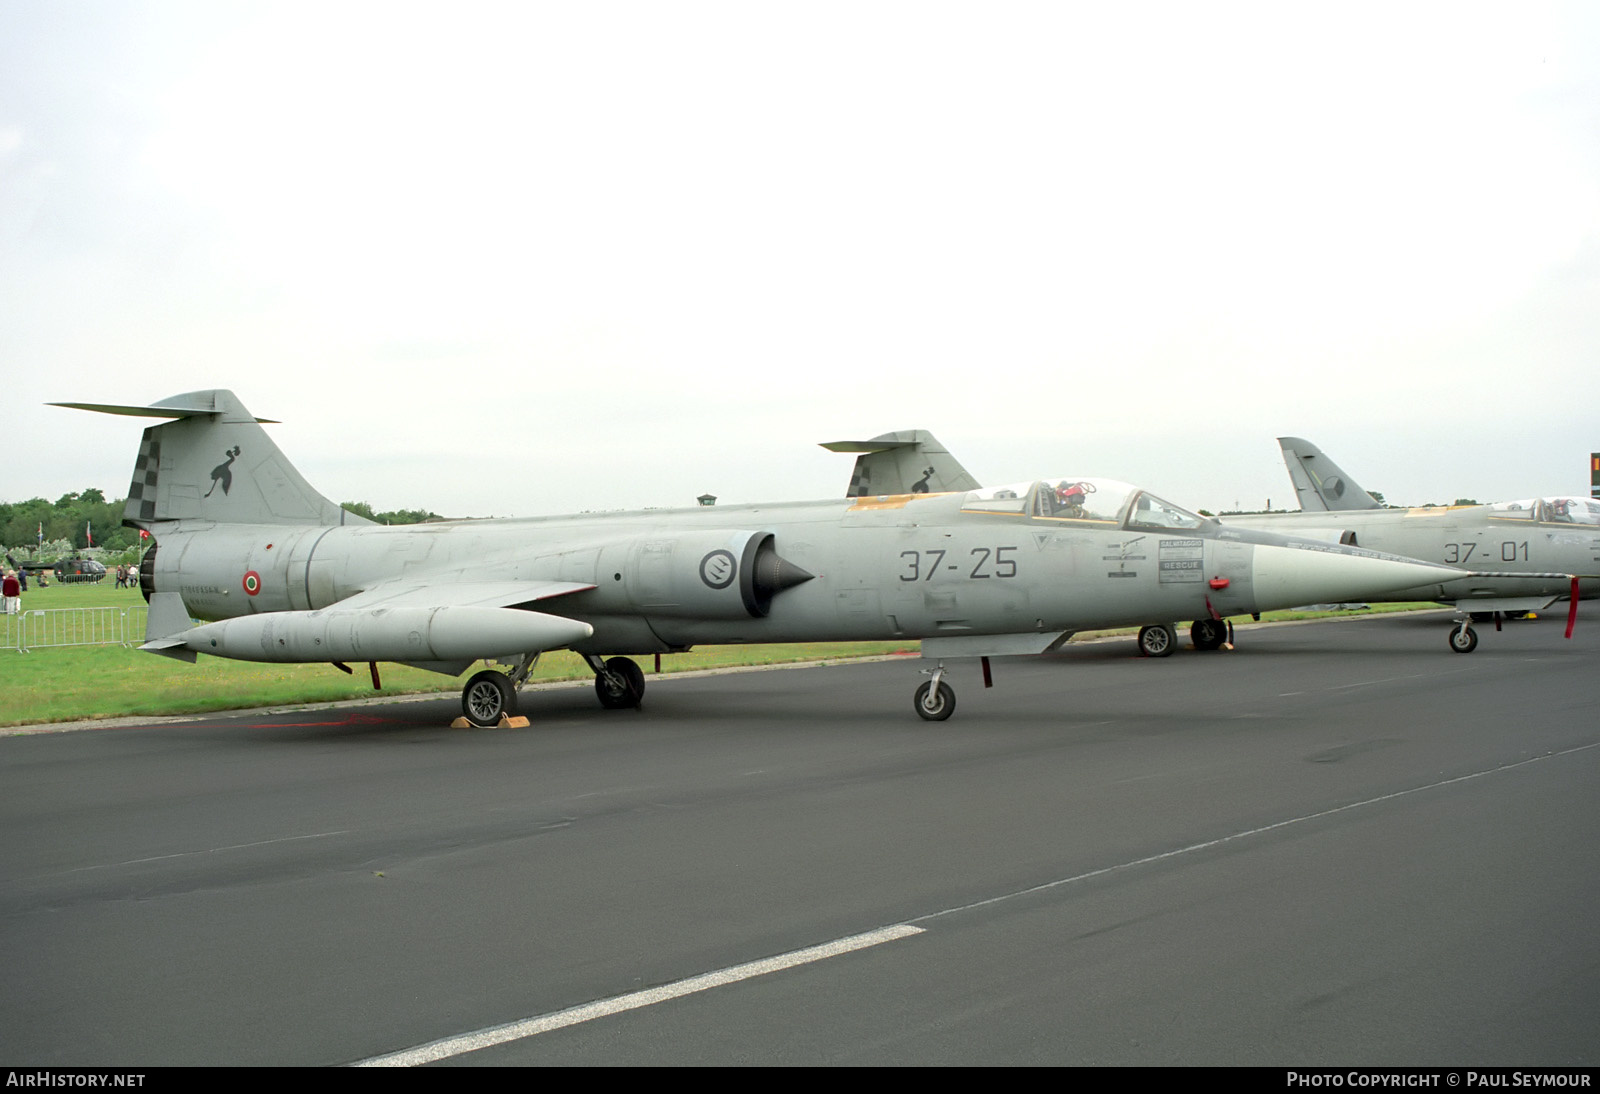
[961, 478, 1209, 531]
[1484, 496, 1600, 525]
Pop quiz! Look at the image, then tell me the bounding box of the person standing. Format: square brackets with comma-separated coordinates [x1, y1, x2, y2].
[2, 569, 20, 615]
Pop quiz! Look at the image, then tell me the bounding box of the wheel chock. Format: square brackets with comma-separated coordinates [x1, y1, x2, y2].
[449, 715, 530, 729]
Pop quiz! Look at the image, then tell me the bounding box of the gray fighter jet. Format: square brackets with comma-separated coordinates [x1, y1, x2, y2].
[55, 390, 1473, 723]
[1219, 437, 1598, 651]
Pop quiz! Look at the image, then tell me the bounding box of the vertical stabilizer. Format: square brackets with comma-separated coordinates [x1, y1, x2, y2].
[821, 430, 981, 497]
[1277, 437, 1383, 512]
[51, 390, 373, 528]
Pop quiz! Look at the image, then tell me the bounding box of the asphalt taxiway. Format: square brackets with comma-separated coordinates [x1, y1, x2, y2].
[2, 612, 1596, 1065]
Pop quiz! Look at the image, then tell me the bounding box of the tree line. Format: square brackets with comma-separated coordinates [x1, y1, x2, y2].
[1, 491, 440, 562]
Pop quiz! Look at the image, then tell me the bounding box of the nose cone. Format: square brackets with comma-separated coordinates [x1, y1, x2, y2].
[1251, 544, 1456, 611]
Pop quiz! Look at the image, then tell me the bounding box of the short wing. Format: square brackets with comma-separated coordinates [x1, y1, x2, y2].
[325, 578, 597, 612]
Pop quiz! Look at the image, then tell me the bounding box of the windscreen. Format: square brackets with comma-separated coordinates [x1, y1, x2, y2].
[1125, 491, 1209, 531]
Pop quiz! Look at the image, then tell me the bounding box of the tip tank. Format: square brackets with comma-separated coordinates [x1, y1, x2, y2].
[174, 606, 594, 663]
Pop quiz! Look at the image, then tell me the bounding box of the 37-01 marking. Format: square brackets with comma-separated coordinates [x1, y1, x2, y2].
[1444, 541, 1529, 564]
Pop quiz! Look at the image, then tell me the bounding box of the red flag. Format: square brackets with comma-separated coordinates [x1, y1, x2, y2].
[86, 521, 93, 547]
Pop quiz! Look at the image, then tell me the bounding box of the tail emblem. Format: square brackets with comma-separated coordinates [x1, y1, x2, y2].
[206, 446, 242, 498]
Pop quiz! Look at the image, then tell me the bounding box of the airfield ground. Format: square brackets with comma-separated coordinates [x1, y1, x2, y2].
[2, 609, 1594, 1065]
[1, 580, 1446, 727]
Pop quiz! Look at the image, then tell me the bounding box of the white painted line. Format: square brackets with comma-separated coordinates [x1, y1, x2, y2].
[357, 739, 1600, 1067]
[912, 739, 1600, 925]
[354, 923, 925, 1066]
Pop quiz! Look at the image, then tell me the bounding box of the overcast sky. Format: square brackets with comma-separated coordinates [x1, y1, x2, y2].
[3, 1, 1596, 520]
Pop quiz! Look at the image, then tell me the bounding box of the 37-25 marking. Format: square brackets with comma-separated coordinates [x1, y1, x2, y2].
[900, 546, 1018, 581]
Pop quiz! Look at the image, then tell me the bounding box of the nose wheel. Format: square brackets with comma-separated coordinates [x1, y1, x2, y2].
[914, 678, 956, 721]
[1448, 622, 1479, 653]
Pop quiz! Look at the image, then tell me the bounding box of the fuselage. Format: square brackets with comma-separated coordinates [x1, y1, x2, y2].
[1222, 499, 1600, 603]
[145, 481, 1468, 658]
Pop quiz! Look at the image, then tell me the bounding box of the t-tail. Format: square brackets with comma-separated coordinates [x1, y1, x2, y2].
[1277, 436, 1383, 512]
[51, 389, 373, 530]
[820, 429, 981, 498]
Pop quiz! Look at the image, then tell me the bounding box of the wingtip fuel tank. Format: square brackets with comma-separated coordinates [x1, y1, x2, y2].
[166, 606, 594, 665]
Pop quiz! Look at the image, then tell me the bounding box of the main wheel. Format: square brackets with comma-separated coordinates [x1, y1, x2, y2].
[1190, 618, 1226, 651]
[462, 670, 515, 726]
[1138, 623, 1178, 658]
[914, 680, 955, 721]
[595, 656, 646, 709]
[1448, 626, 1479, 653]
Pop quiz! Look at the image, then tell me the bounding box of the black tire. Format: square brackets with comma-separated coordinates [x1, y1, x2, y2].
[1138, 623, 1178, 658]
[914, 680, 955, 721]
[1190, 618, 1226, 651]
[595, 656, 646, 709]
[1448, 626, 1479, 654]
[462, 670, 515, 726]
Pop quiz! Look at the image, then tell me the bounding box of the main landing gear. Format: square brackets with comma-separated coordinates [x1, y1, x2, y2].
[1137, 623, 1178, 657]
[1138, 618, 1237, 657]
[459, 650, 542, 727]
[457, 652, 649, 727]
[587, 654, 646, 710]
[461, 669, 516, 726]
[1189, 618, 1231, 651]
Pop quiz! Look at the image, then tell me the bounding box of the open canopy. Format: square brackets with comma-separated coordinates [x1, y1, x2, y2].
[1484, 496, 1600, 525]
[960, 478, 1209, 531]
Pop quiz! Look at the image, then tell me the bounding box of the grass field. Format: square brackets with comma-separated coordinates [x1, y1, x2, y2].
[0, 580, 1442, 728]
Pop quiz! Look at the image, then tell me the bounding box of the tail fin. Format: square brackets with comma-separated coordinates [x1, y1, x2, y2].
[821, 430, 981, 497]
[1277, 436, 1383, 512]
[51, 389, 372, 528]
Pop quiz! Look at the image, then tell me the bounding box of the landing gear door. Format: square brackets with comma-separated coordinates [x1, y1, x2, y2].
[1201, 538, 1255, 616]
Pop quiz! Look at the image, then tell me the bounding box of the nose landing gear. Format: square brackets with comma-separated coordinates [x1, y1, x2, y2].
[1448, 618, 1480, 653]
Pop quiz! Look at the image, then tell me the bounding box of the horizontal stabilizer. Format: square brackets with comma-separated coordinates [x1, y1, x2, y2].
[50, 394, 278, 423]
[821, 429, 980, 497]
